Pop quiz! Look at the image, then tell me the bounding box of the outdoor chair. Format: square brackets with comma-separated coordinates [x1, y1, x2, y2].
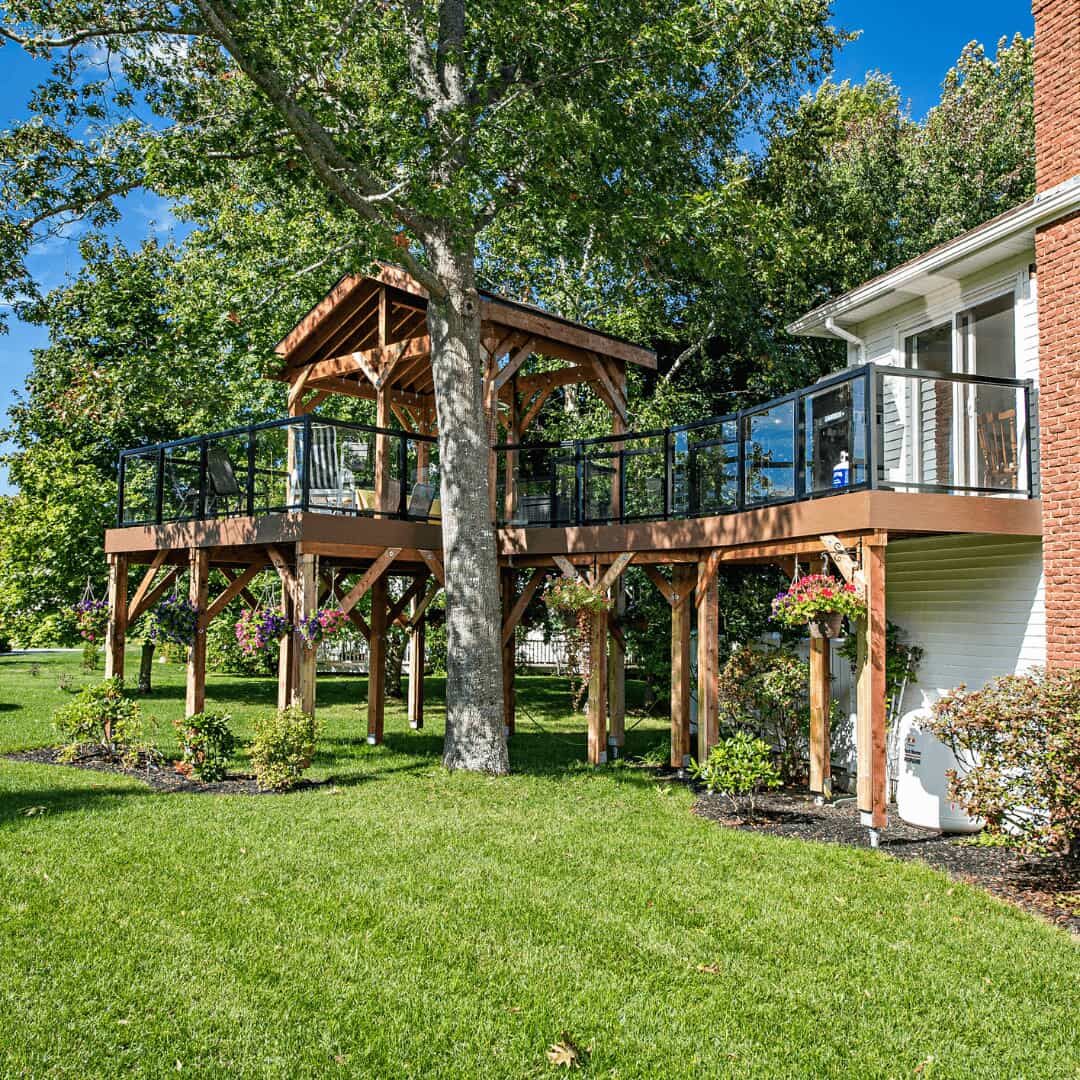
[205, 445, 243, 516]
[406, 482, 437, 520]
[977, 408, 1019, 490]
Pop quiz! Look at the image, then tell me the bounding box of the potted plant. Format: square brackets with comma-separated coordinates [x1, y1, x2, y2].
[541, 577, 610, 707]
[296, 607, 348, 649]
[148, 595, 200, 648]
[770, 574, 866, 639]
[235, 606, 291, 655]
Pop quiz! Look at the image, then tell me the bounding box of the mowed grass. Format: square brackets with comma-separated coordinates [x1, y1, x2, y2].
[0, 651, 1077, 1079]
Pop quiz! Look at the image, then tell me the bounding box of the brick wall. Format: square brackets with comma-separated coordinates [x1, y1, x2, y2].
[1035, 1, 1080, 665]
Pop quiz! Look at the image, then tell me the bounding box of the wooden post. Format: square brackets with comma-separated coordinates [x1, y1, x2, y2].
[809, 636, 832, 797]
[375, 386, 392, 513]
[104, 554, 129, 681]
[696, 557, 720, 763]
[501, 569, 516, 737]
[277, 569, 296, 710]
[504, 382, 520, 522]
[856, 539, 888, 842]
[671, 565, 694, 769]
[587, 605, 609, 765]
[295, 552, 319, 715]
[408, 594, 425, 730]
[607, 575, 626, 756]
[367, 573, 388, 744]
[186, 548, 209, 717]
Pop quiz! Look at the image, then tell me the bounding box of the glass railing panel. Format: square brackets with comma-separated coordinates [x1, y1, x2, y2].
[875, 370, 1028, 495]
[499, 444, 576, 527]
[682, 420, 738, 516]
[802, 374, 867, 495]
[161, 443, 203, 521]
[620, 434, 667, 521]
[202, 430, 251, 519]
[742, 399, 796, 506]
[120, 449, 160, 525]
[250, 423, 293, 514]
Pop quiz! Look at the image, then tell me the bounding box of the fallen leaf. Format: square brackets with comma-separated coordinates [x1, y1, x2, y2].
[546, 1031, 582, 1069]
[20, 806, 48, 817]
[696, 963, 722, 975]
[333, 1054, 348, 1065]
[914, 1055, 935, 1074]
[506, 1005, 523, 1014]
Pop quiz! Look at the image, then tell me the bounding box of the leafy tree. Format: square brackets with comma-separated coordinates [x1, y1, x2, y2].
[1, 0, 844, 773]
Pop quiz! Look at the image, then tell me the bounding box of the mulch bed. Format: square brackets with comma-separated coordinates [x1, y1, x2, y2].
[5, 746, 330, 796]
[692, 788, 1080, 935]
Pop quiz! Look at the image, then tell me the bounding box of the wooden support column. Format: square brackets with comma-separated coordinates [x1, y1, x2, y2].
[375, 385, 392, 513]
[104, 554, 129, 681]
[277, 579, 295, 709]
[696, 556, 720, 763]
[295, 552, 319, 715]
[857, 539, 888, 840]
[408, 591, 426, 730]
[367, 574, 388, 744]
[587, 605, 609, 765]
[504, 380, 520, 523]
[671, 565, 694, 769]
[607, 575, 626, 755]
[501, 569, 516, 737]
[809, 636, 832, 798]
[186, 548, 210, 717]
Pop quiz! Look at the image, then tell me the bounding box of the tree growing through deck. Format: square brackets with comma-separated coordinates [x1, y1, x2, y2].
[0, 0, 844, 773]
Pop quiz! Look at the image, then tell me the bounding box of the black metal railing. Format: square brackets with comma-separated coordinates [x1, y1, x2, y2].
[494, 363, 1035, 527]
[117, 363, 1035, 529]
[118, 416, 440, 527]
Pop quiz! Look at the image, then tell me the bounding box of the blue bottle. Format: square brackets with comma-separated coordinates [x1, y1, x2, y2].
[832, 451, 850, 488]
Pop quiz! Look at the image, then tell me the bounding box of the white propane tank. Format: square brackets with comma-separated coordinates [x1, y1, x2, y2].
[895, 710, 982, 834]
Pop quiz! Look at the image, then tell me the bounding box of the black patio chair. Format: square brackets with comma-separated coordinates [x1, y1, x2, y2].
[206, 445, 243, 517]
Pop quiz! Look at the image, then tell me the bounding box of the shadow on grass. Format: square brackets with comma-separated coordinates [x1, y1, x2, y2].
[0, 781, 155, 827]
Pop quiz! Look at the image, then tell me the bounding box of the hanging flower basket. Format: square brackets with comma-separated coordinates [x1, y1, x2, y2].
[74, 598, 110, 643]
[771, 574, 865, 638]
[148, 595, 200, 647]
[296, 607, 348, 649]
[541, 577, 611, 618]
[235, 607, 291, 655]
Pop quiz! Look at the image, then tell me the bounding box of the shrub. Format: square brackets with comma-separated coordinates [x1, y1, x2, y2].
[928, 667, 1080, 855]
[690, 732, 780, 818]
[173, 710, 235, 782]
[250, 706, 322, 791]
[718, 645, 809, 784]
[52, 678, 143, 763]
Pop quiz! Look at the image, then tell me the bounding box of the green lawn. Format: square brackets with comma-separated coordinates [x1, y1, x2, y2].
[0, 651, 1077, 1079]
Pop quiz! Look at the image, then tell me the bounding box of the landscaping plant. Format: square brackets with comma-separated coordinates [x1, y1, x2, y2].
[250, 706, 322, 792]
[690, 731, 781, 819]
[173, 711, 236, 782]
[52, 677, 144, 765]
[929, 667, 1080, 855]
[771, 574, 866, 636]
[149, 595, 199, 648]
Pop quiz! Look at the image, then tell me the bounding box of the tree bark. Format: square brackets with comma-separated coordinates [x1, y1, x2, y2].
[137, 640, 155, 694]
[386, 628, 406, 699]
[426, 233, 509, 774]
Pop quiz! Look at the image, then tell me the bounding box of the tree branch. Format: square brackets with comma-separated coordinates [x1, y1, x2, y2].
[0, 22, 202, 49]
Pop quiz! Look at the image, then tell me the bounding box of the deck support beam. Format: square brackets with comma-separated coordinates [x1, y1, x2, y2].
[696, 555, 720, 763]
[809, 636, 832, 798]
[408, 591, 425, 730]
[104, 553, 129, 681]
[587, 603, 609, 766]
[295, 552, 319, 715]
[607, 574, 626, 755]
[856, 537, 888, 843]
[277, 565, 297, 709]
[671, 564, 694, 769]
[186, 548, 209, 717]
[367, 574, 388, 744]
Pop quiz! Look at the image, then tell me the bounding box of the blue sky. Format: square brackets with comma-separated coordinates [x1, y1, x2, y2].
[0, 1, 1035, 494]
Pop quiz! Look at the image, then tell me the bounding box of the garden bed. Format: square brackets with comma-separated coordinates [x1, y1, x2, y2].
[693, 789, 1080, 935]
[5, 747, 329, 796]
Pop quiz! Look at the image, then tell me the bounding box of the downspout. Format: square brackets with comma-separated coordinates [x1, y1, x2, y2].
[824, 317, 865, 363]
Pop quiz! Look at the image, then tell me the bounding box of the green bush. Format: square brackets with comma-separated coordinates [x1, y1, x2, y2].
[173, 710, 236, 782]
[690, 731, 780, 818]
[52, 677, 143, 763]
[250, 706, 322, 791]
[929, 667, 1080, 855]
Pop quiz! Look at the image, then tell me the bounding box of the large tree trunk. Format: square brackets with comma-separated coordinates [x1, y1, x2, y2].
[426, 234, 509, 774]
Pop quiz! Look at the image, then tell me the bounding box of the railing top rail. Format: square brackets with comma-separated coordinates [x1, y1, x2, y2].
[120, 415, 438, 457]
